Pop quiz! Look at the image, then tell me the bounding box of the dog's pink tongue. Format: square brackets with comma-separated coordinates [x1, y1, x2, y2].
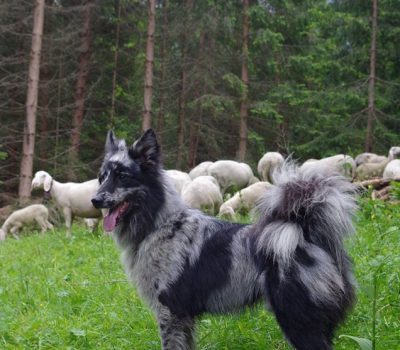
[104, 210, 119, 233]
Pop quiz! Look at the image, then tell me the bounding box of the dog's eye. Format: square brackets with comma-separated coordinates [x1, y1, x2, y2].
[119, 172, 127, 180]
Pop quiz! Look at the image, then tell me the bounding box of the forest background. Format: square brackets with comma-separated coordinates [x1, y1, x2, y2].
[1, 0, 399, 204]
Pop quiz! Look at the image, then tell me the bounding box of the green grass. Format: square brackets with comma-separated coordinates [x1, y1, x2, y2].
[0, 199, 399, 349]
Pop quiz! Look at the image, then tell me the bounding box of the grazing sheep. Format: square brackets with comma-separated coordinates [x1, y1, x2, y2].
[355, 152, 387, 166]
[355, 147, 400, 180]
[31, 170, 101, 236]
[165, 169, 192, 195]
[219, 181, 272, 218]
[355, 161, 389, 181]
[383, 159, 400, 179]
[301, 154, 355, 179]
[207, 160, 254, 194]
[189, 161, 214, 179]
[0, 204, 53, 240]
[181, 175, 223, 214]
[301, 159, 319, 166]
[257, 152, 284, 183]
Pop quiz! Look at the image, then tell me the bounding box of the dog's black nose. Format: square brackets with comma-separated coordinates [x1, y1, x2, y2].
[91, 196, 102, 209]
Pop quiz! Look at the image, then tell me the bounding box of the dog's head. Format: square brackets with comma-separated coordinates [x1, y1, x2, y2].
[92, 129, 164, 233]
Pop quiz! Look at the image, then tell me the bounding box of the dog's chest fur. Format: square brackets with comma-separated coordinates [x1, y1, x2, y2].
[116, 209, 210, 309]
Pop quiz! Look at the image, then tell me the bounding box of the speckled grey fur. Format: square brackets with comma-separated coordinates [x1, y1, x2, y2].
[92, 130, 357, 350]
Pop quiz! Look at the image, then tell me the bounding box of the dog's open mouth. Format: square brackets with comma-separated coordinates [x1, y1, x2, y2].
[103, 202, 130, 233]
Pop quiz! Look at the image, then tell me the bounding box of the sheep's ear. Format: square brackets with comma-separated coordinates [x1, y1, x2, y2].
[128, 129, 161, 169]
[44, 174, 52, 192]
[105, 130, 119, 154]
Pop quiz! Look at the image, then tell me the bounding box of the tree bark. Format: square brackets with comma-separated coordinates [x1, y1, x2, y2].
[18, 0, 45, 202]
[188, 33, 205, 169]
[38, 0, 53, 170]
[156, 0, 169, 146]
[110, 0, 121, 128]
[69, 0, 94, 172]
[237, 0, 249, 161]
[54, 52, 63, 173]
[176, 0, 193, 169]
[38, 45, 51, 170]
[176, 63, 187, 169]
[187, 121, 200, 169]
[142, 0, 156, 131]
[365, 0, 378, 152]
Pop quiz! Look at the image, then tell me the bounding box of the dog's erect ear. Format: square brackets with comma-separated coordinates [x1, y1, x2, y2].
[105, 130, 119, 154]
[129, 129, 160, 169]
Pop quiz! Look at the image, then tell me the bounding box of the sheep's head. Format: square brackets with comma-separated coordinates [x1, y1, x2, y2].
[389, 146, 400, 159]
[31, 171, 53, 192]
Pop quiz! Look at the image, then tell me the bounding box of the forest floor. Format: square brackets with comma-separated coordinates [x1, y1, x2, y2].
[0, 199, 399, 350]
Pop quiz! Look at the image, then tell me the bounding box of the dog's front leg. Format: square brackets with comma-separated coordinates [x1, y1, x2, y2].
[156, 307, 195, 350]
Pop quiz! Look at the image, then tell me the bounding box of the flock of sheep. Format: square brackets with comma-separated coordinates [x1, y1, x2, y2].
[1, 146, 399, 240]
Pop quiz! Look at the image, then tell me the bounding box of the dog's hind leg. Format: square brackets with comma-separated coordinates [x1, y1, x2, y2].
[263, 257, 345, 350]
[157, 308, 195, 350]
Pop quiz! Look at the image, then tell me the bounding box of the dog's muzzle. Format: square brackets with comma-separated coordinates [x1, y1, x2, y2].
[91, 195, 104, 209]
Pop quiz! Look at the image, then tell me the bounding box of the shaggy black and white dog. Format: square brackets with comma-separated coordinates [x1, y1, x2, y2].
[91, 129, 356, 350]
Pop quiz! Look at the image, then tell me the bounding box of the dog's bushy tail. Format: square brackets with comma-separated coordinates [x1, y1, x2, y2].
[254, 163, 356, 350]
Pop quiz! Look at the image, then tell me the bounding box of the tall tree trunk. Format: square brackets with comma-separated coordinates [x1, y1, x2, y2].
[39, 0, 53, 170]
[238, 0, 249, 161]
[176, 0, 193, 169]
[274, 52, 289, 154]
[69, 0, 94, 175]
[156, 0, 169, 146]
[110, 0, 121, 128]
[176, 62, 187, 169]
[188, 33, 205, 169]
[54, 53, 63, 173]
[18, 0, 45, 202]
[39, 59, 50, 170]
[365, 0, 378, 152]
[188, 120, 200, 168]
[142, 0, 156, 131]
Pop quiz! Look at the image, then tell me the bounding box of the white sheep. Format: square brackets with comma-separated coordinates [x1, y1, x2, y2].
[257, 152, 284, 183]
[219, 181, 272, 218]
[31, 170, 101, 236]
[355, 161, 388, 181]
[189, 161, 214, 179]
[181, 175, 223, 214]
[300, 154, 355, 179]
[354, 152, 387, 166]
[383, 159, 400, 180]
[0, 204, 53, 240]
[207, 160, 254, 194]
[165, 169, 192, 195]
[355, 147, 400, 180]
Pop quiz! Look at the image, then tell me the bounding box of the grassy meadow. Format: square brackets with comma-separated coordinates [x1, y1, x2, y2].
[0, 199, 399, 350]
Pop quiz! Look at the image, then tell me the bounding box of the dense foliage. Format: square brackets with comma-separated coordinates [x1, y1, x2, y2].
[0, 0, 399, 198]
